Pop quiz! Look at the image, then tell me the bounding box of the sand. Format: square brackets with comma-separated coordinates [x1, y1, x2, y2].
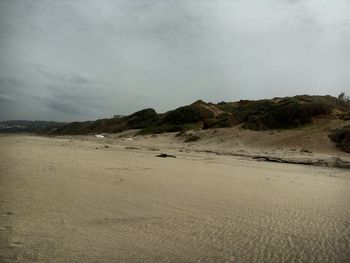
[1, 133, 350, 262]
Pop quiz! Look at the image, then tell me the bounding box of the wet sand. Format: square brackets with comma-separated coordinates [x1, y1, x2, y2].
[1, 134, 350, 262]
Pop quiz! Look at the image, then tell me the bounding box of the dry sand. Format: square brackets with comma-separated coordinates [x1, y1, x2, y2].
[1, 133, 350, 262]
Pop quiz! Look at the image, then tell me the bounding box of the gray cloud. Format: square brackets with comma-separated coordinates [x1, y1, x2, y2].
[35, 66, 93, 85]
[41, 97, 86, 115]
[1, 0, 350, 121]
[0, 93, 14, 104]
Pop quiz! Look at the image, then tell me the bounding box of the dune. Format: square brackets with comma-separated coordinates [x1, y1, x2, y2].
[0, 134, 350, 262]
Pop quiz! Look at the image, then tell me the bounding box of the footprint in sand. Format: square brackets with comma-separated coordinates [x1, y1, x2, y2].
[0, 225, 13, 231]
[9, 241, 22, 248]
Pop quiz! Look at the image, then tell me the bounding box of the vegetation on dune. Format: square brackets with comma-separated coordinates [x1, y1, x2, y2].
[161, 103, 214, 125]
[238, 96, 334, 130]
[207, 95, 348, 130]
[54, 121, 94, 134]
[125, 108, 159, 129]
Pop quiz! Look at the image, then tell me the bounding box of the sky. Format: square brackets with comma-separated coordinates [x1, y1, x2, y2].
[1, 0, 350, 121]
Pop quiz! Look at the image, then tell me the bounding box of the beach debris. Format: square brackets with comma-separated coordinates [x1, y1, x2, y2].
[125, 146, 141, 150]
[95, 134, 105, 138]
[124, 138, 134, 141]
[156, 153, 177, 158]
[148, 147, 160, 151]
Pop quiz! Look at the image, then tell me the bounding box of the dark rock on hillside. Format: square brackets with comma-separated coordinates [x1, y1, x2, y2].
[329, 125, 350, 153]
[184, 135, 201, 143]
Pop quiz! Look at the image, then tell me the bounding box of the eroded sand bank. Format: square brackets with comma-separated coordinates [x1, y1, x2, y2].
[1, 134, 350, 262]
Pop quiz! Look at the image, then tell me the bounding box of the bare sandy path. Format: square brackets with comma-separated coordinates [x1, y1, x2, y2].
[1, 135, 350, 262]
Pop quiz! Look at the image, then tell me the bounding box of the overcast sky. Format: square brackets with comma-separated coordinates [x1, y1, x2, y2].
[1, 0, 349, 121]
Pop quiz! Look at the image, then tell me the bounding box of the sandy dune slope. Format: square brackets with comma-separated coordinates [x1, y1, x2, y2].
[1, 134, 350, 262]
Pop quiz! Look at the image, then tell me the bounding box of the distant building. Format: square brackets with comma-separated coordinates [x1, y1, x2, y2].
[113, 115, 124, 119]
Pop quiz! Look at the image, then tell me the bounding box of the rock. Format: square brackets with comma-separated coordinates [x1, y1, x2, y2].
[175, 131, 187, 137]
[331, 157, 350, 169]
[184, 135, 201, 143]
[300, 149, 312, 154]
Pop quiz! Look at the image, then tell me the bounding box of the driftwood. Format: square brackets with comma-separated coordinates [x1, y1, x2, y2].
[156, 153, 177, 158]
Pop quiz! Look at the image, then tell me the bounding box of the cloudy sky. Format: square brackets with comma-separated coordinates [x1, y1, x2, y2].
[1, 0, 349, 121]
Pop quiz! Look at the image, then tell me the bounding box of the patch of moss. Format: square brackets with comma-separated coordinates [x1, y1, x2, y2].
[184, 135, 201, 142]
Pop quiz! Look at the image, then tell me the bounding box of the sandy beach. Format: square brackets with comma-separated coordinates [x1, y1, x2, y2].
[1, 133, 350, 262]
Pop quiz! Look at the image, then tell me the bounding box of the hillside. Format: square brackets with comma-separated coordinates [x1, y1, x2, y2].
[54, 95, 349, 131]
[6, 95, 342, 153]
